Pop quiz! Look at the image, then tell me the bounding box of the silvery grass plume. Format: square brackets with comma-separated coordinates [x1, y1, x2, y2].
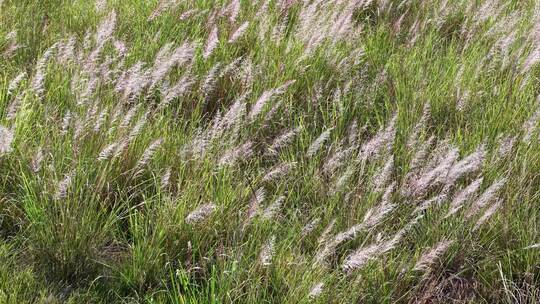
[248, 90, 275, 122]
[79, 78, 99, 106]
[301, 218, 320, 237]
[258, 79, 296, 105]
[323, 145, 356, 176]
[317, 219, 336, 247]
[98, 142, 119, 161]
[218, 141, 253, 167]
[61, 111, 72, 135]
[408, 135, 435, 175]
[372, 156, 394, 191]
[150, 42, 195, 89]
[308, 282, 324, 299]
[465, 177, 507, 218]
[202, 63, 222, 103]
[316, 221, 366, 265]
[82, 29, 92, 51]
[256, 12, 271, 41]
[446, 177, 483, 218]
[261, 100, 283, 128]
[522, 5, 540, 73]
[347, 120, 359, 145]
[179, 9, 198, 21]
[414, 240, 454, 272]
[341, 230, 405, 273]
[6, 92, 23, 121]
[295, 0, 359, 54]
[113, 39, 127, 57]
[245, 187, 265, 226]
[30, 147, 44, 173]
[0, 126, 14, 155]
[259, 235, 276, 266]
[225, 0, 240, 22]
[221, 95, 246, 133]
[208, 110, 225, 142]
[444, 144, 486, 190]
[183, 128, 209, 159]
[55, 170, 75, 200]
[31, 43, 57, 98]
[262, 162, 295, 182]
[316, 194, 395, 265]
[341, 212, 423, 272]
[496, 135, 517, 158]
[148, 0, 181, 21]
[185, 203, 216, 225]
[73, 115, 85, 141]
[7, 71, 26, 96]
[93, 108, 109, 133]
[95, 0, 107, 12]
[112, 138, 129, 160]
[271, 20, 287, 43]
[203, 25, 219, 59]
[266, 127, 301, 156]
[522, 103, 540, 144]
[333, 164, 355, 193]
[410, 147, 459, 197]
[160, 167, 171, 189]
[473, 199, 502, 230]
[524, 244, 540, 250]
[134, 138, 164, 175]
[255, 0, 269, 19]
[401, 136, 435, 196]
[229, 22, 249, 43]
[307, 128, 333, 157]
[472, 0, 504, 25]
[221, 56, 244, 78]
[57, 36, 77, 64]
[126, 114, 148, 144]
[261, 196, 285, 220]
[119, 105, 141, 129]
[361, 190, 396, 229]
[237, 57, 254, 88]
[407, 102, 431, 149]
[357, 113, 397, 161]
[393, 215, 424, 244]
[2, 30, 20, 58]
[160, 75, 195, 110]
[119, 62, 151, 101]
[96, 10, 117, 46]
[423, 138, 452, 172]
[341, 242, 380, 272]
[107, 105, 123, 135]
[414, 194, 447, 215]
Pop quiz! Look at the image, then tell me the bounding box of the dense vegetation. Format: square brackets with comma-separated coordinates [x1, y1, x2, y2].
[1, 0, 540, 303]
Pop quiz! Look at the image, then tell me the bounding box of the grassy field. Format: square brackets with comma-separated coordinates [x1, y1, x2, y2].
[1, 0, 540, 303]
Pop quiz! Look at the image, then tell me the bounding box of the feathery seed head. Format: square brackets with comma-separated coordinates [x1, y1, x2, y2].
[260, 235, 276, 266]
[308, 282, 324, 299]
[203, 26, 219, 59]
[466, 177, 507, 218]
[261, 196, 285, 220]
[229, 22, 249, 43]
[414, 240, 454, 272]
[0, 126, 14, 155]
[307, 128, 333, 157]
[186, 203, 216, 224]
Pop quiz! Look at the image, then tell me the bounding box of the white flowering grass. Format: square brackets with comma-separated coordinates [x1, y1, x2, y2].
[0, 0, 538, 303]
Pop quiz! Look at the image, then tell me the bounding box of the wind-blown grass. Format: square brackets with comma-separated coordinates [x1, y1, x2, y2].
[1, 0, 540, 303]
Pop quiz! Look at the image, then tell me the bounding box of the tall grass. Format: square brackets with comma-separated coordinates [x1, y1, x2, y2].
[1, 0, 540, 303]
